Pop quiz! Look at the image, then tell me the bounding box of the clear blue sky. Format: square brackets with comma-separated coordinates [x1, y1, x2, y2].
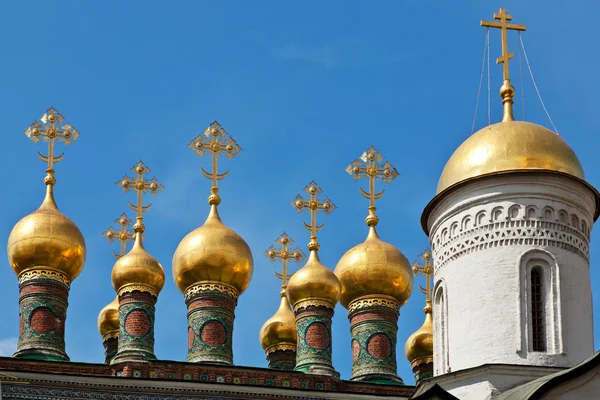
[0, 1, 599, 384]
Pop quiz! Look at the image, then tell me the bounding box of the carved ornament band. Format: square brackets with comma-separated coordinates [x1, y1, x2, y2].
[117, 283, 157, 298]
[348, 295, 400, 313]
[411, 355, 434, 369]
[293, 298, 335, 312]
[102, 331, 119, 341]
[18, 268, 71, 286]
[265, 343, 297, 355]
[184, 281, 239, 301]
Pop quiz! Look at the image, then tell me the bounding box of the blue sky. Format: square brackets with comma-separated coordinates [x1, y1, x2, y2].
[0, 0, 599, 384]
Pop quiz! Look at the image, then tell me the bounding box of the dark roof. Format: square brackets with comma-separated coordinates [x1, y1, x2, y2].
[409, 383, 459, 400]
[494, 351, 600, 399]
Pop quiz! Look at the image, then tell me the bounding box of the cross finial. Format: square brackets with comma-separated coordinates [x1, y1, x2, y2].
[291, 181, 336, 251]
[412, 248, 434, 313]
[102, 213, 136, 259]
[346, 146, 399, 228]
[24, 107, 80, 186]
[264, 233, 305, 289]
[116, 161, 164, 234]
[481, 8, 527, 122]
[188, 121, 242, 207]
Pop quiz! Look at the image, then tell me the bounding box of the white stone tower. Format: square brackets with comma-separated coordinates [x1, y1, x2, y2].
[420, 8, 600, 385]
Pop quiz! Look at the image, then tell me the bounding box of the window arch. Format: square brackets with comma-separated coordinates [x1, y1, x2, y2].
[516, 250, 562, 356]
[434, 281, 449, 375]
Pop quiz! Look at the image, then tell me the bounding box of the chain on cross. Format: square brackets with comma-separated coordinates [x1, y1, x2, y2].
[346, 146, 399, 227]
[102, 213, 136, 259]
[116, 161, 164, 233]
[264, 232, 305, 288]
[291, 181, 336, 251]
[188, 121, 242, 206]
[24, 107, 80, 184]
[412, 248, 434, 304]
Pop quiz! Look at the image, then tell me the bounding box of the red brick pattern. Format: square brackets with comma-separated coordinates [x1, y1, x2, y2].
[352, 339, 360, 363]
[367, 333, 392, 360]
[20, 282, 68, 298]
[30, 307, 57, 334]
[188, 297, 235, 312]
[125, 310, 150, 337]
[350, 310, 398, 325]
[305, 322, 329, 350]
[200, 321, 226, 347]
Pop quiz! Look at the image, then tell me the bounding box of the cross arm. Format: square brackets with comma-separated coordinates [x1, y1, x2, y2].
[480, 20, 526, 31]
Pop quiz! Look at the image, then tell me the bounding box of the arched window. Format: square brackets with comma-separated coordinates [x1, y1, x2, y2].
[434, 282, 449, 375]
[530, 268, 545, 351]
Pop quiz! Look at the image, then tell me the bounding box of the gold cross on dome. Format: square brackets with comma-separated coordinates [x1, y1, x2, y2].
[102, 213, 136, 259]
[24, 107, 80, 176]
[291, 181, 336, 251]
[265, 233, 305, 288]
[412, 248, 434, 303]
[189, 121, 241, 199]
[481, 8, 526, 82]
[346, 146, 398, 227]
[116, 161, 164, 233]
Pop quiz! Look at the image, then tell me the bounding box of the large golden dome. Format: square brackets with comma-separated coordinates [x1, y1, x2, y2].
[437, 121, 584, 194]
[335, 227, 413, 309]
[111, 233, 165, 295]
[259, 290, 297, 352]
[172, 205, 253, 294]
[97, 296, 120, 339]
[287, 250, 340, 308]
[404, 309, 433, 367]
[8, 185, 86, 281]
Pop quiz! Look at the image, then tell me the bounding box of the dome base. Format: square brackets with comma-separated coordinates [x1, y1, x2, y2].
[266, 349, 296, 370]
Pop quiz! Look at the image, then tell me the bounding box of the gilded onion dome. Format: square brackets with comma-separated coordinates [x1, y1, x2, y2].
[287, 249, 340, 309]
[111, 233, 165, 296]
[97, 296, 120, 340]
[335, 226, 413, 309]
[259, 290, 297, 353]
[172, 202, 253, 294]
[405, 303, 433, 368]
[8, 182, 86, 282]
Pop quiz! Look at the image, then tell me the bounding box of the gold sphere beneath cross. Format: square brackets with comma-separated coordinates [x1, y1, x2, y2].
[172, 205, 253, 294]
[404, 309, 433, 367]
[287, 250, 340, 308]
[259, 290, 297, 352]
[436, 121, 585, 195]
[334, 227, 413, 309]
[97, 296, 120, 339]
[111, 234, 165, 295]
[8, 186, 86, 282]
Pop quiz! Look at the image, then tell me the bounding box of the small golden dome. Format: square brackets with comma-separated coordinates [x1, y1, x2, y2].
[405, 308, 433, 367]
[287, 250, 340, 308]
[334, 227, 413, 309]
[259, 290, 297, 352]
[8, 185, 86, 281]
[437, 121, 584, 194]
[111, 233, 165, 295]
[97, 296, 120, 339]
[172, 205, 253, 294]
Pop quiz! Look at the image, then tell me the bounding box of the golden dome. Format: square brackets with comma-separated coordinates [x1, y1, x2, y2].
[259, 290, 297, 352]
[334, 227, 413, 309]
[111, 233, 165, 295]
[405, 307, 433, 367]
[172, 205, 253, 294]
[8, 184, 86, 281]
[287, 250, 340, 308]
[437, 121, 584, 194]
[97, 296, 120, 339]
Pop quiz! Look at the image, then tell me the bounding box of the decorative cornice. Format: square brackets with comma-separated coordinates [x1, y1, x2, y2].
[265, 343, 297, 355]
[18, 269, 71, 286]
[184, 281, 239, 302]
[117, 284, 157, 298]
[293, 298, 335, 312]
[102, 331, 119, 342]
[348, 295, 400, 313]
[411, 355, 433, 369]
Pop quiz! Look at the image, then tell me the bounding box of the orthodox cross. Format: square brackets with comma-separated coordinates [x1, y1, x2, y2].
[264, 233, 305, 288]
[102, 213, 136, 259]
[189, 121, 241, 205]
[116, 161, 164, 233]
[24, 107, 79, 182]
[412, 249, 434, 304]
[481, 8, 526, 83]
[346, 146, 399, 227]
[291, 181, 336, 251]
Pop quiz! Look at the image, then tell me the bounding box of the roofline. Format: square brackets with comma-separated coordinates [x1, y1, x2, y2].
[420, 169, 600, 236]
